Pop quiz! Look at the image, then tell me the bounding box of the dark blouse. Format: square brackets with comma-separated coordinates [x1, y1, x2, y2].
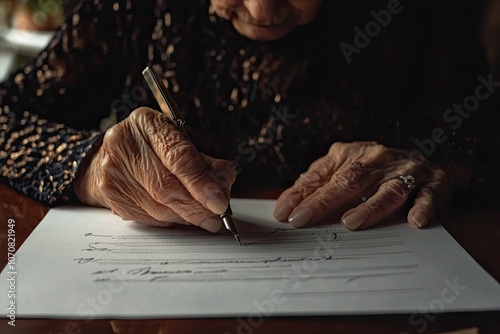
[0, 0, 497, 207]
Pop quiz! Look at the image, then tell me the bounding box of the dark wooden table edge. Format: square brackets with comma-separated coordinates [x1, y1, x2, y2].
[1, 184, 500, 333]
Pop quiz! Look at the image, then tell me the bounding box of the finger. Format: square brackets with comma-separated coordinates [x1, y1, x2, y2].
[101, 186, 177, 228]
[126, 176, 222, 232]
[407, 169, 447, 228]
[274, 155, 338, 221]
[98, 146, 222, 233]
[131, 108, 229, 214]
[274, 141, 368, 221]
[274, 143, 407, 223]
[285, 166, 377, 228]
[341, 178, 411, 230]
[96, 155, 181, 227]
[407, 187, 434, 228]
[139, 191, 222, 232]
[106, 181, 221, 231]
[126, 150, 223, 233]
[114, 203, 177, 228]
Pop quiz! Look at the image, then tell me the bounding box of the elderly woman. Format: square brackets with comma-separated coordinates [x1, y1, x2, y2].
[0, 0, 495, 232]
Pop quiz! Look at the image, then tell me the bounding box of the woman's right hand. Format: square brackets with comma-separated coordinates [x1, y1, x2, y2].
[74, 107, 236, 233]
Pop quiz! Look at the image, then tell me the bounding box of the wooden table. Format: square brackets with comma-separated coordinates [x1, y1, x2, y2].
[1, 183, 499, 334]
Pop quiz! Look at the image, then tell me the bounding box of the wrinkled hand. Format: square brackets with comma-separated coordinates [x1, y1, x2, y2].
[274, 142, 448, 230]
[75, 107, 236, 232]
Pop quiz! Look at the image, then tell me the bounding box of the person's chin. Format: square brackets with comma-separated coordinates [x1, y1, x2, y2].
[232, 20, 295, 41]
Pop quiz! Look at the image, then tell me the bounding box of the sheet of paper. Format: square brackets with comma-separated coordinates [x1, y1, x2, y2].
[2, 199, 500, 318]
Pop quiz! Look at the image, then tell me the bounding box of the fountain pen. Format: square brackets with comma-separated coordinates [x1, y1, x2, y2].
[142, 66, 241, 245]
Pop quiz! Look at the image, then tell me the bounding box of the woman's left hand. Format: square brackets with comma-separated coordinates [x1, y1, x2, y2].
[273, 142, 448, 230]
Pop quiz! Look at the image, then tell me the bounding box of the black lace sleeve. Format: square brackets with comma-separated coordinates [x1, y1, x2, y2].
[0, 0, 148, 205]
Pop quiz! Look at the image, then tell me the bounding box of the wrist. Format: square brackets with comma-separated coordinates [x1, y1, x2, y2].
[74, 141, 105, 207]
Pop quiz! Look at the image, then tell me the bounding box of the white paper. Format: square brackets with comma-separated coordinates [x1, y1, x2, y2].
[2, 199, 500, 319]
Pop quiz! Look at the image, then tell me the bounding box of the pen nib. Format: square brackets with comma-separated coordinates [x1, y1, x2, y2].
[234, 234, 242, 246]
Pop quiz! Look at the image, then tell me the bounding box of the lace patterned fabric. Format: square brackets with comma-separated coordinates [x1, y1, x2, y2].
[0, 0, 496, 206]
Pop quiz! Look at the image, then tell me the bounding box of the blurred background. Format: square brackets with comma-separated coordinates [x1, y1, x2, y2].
[0, 0, 499, 81]
[0, 0, 78, 80]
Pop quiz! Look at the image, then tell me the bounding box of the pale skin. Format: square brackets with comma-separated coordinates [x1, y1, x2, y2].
[75, 0, 447, 232]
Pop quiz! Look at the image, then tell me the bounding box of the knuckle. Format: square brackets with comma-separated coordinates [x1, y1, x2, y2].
[420, 182, 434, 196]
[99, 151, 115, 170]
[314, 187, 333, 203]
[310, 155, 333, 173]
[307, 189, 334, 212]
[166, 142, 196, 167]
[298, 157, 333, 183]
[130, 107, 155, 121]
[167, 143, 200, 174]
[292, 176, 322, 201]
[131, 108, 169, 138]
[103, 125, 122, 143]
[416, 187, 435, 204]
[379, 180, 409, 203]
[328, 142, 349, 156]
[359, 202, 384, 217]
[128, 108, 144, 124]
[276, 188, 303, 208]
[372, 144, 396, 159]
[103, 122, 136, 152]
[414, 197, 435, 215]
[372, 144, 386, 154]
[97, 175, 112, 195]
[331, 169, 362, 192]
[96, 171, 116, 196]
[142, 113, 172, 140]
[97, 156, 119, 188]
[329, 141, 344, 152]
[297, 169, 325, 188]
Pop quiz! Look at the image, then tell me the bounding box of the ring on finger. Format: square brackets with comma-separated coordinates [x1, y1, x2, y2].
[394, 175, 416, 190]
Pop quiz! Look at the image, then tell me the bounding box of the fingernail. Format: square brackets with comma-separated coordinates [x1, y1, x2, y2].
[200, 217, 222, 233]
[206, 194, 228, 215]
[288, 207, 313, 228]
[343, 212, 365, 230]
[412, 211, 427, 228]
[274, 202, 294, 221]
